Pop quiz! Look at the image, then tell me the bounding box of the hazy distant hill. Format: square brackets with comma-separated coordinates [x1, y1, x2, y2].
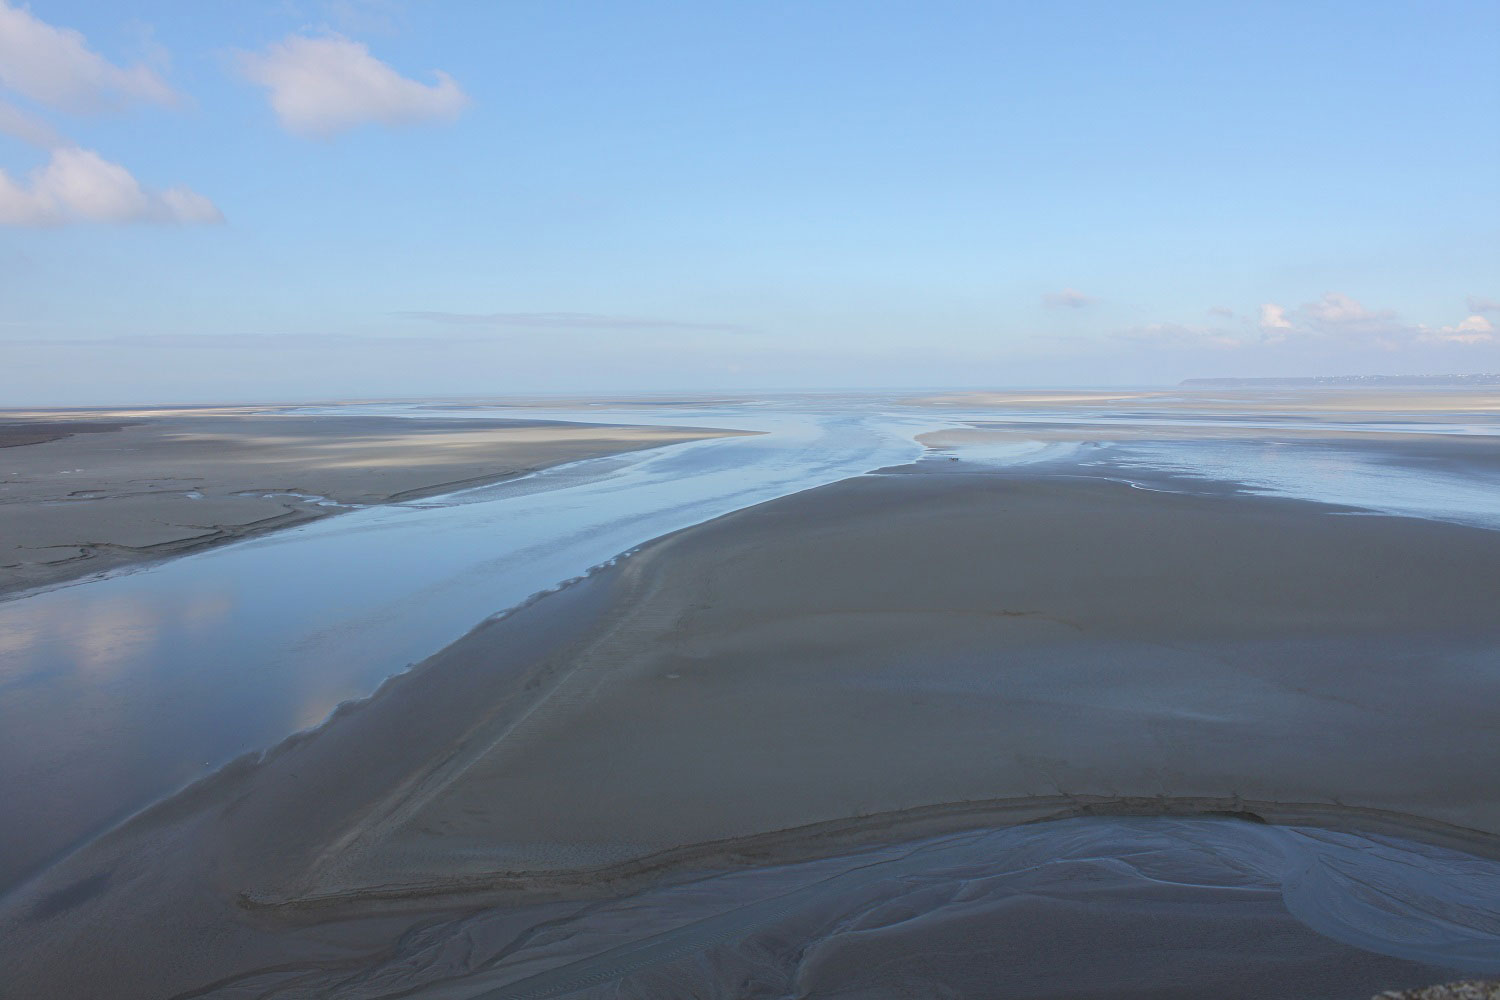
[1181, 374, 1500, 387]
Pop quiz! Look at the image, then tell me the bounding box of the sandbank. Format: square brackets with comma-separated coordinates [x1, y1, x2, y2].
[4, 467, 1499, 997]
[0, 407, 745, 596]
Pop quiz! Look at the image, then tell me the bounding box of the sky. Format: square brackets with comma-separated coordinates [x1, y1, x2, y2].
[1, 0, 1497, 404]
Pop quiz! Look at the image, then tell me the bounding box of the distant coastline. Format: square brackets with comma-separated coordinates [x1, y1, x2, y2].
[1182, 374, 1500, 387]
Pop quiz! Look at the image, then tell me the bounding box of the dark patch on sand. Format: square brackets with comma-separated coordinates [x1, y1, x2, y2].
[0, 421, 131, 448]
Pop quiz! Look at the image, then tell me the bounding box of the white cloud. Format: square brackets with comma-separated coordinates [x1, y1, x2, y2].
[0, 0, 177, 112]
[35, 146, 150, 221]
[1423, 314, 1496, 346]
[1207, 305, 1234, 318]
[0, 97, 62, 147]
[238, 33, 468, 136]
[0, 165, 47, 223]
[1300, 291, 1399, 329]
[1258, 293, 1407, 349]
[1043, 288, 1095, 308]
[0, 146, 222, 225]
[1086, 294, 1498, 363]
[1259, 303, 1292, 330]
[0, 5, 215, 227]
[1468, 296, 1500, 316]
[156, 185, 222, 224]
[1251, 294, 1498, 351]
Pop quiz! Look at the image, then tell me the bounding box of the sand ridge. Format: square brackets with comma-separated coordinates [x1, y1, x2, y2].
[272, 473, 1500, 908]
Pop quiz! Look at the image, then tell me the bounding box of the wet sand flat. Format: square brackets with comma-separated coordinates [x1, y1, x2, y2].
[320, 472, 1500, 895]
[0, 408, 744, 596]
[915, 386, 1500, 415]
[4, 468, 1499, 998]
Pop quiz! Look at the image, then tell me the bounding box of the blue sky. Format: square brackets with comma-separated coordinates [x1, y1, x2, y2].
[2, 0, 1497, 403]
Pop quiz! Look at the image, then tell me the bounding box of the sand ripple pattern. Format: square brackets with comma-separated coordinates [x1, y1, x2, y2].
[178, 817, 1500, 999]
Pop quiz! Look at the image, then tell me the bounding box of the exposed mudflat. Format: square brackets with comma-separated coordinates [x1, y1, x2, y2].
[0, 407, 741, 596]
[4, 468, 1499, 998]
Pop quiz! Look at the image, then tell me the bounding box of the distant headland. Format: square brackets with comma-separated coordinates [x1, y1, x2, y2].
[1181, 374, 1500, 387]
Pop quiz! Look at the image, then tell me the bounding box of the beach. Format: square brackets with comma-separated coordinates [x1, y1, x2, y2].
[5, 3, 1494, 992]
[0, 407, 745, 597]
[4, 451, 1498, 998]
